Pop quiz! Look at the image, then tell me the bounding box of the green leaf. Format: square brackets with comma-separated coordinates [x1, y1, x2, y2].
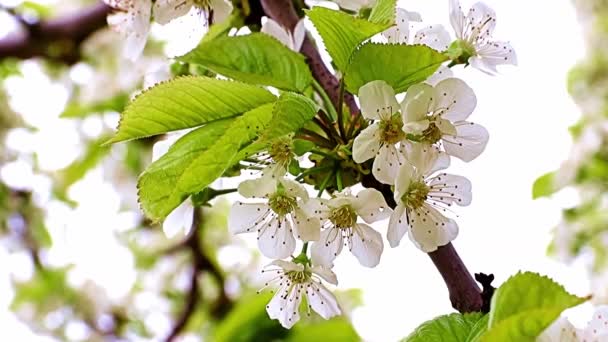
[532, 172, 557, 199]
[139, 104, 274, 221]
[306, 7, 390, 71]
[287, 318, 361, 342]
[61, 93, 129, 118]
[404, 313, 487, 342]
[368, 0, 397, 25]
[108, 76, 276, 143]
[344, 43, 448, 94]
[180, 33, 312, 92]
[481, 272, 587, 342]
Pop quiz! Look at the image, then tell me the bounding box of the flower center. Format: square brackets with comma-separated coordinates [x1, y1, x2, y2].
[285, 270, 311, 284]
[268, 136, 294, 168]
[421, 122, 443, 145]
[447, 39, 477, 65]
[379, 115, 405, 145]
[329, 205, 357, 229]
[401, 181, 430, 210]
[268, 194, 297, 216]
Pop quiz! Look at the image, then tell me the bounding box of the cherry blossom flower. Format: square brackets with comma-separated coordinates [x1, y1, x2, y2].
[248, 135, 298, 179]
[104, 0, 152, 61]
[388, 145, 471, 252]
[401, 77, 489, 162]
[333, 0, 376, 12]
[352, 80, 409, 184]
[448, 0, 517, 74]
[228, 174, 319, 259]
[261, 259, 341, 329]
[538, 306, 608, 342]
[307, 188, 390, 267]
[261, 18, 306, 52]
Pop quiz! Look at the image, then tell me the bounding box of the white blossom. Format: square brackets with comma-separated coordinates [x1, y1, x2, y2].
[261, 18, 306, 52]
[448, 0, 517, 74]
[352, 80, 409, 184]
[104, 0, 152, 61]
[388, 145, 471, 252]
[307, 188, 390, 267]
[261, 260, 341, 329]
[401, 77, 489, 162]
[228, 174, 320, 259]
[538, 306, 608, 342]
[333, 0, 376, 12]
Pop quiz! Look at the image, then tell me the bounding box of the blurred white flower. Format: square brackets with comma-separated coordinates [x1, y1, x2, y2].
[261, 18, 306, 52]
[401, 78, 488, 162]
[448, 0, 517, 74]
[228, 175, 320, 259]
[308, 188, 390, 267]
[538, 306, 608, 342]
[333, 0, 376, 12]
[261, 259, 340, 328]
[388, 145, 470, 252]
[104, 0, 152, 61]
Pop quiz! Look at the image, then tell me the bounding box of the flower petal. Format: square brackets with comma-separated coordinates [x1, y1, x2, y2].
[261, 18, 292, 48]
[387, 204, 407, 248]
[402, 143, 450, 176]
[582, 306, 608, 340]
[434, 78, 477, 122]
[279, 178, 309, 200]
[427, 173, 472, 207]
[353, 123, 382, 163]
[292, 19, 306, 52]
[311, 265, 338, 285]
[163, 200, 194, 238]
[449, 0, 465, 39]
[311, 228, 343, 267]
[394, 163, 414, 202]
[292, 208, 320, 241]
[382, 8, 412, 44]
[267, 285, 302, 329]
[413, 24, 451, 52]
[372, 144, 405, 185]
[209, 0, 233, 24]
[238, 174, 277, 198]
[307, 283, 341, 319]
[442, 121, 489, 162]
[302, 198, 331, 221]
[425, 65, 454, 86]
[402, 83, 436, 128]
[465, 2, 496, 42]
[351, 223, 384, 267]
[473, 41, 517, 74]
[258, 218, 296, 259]
[537, 316, 579, 342]
[267, 259, 303, 272]
[351, 188, 391, 223]
[407, 204, 458, 252]
[359, 80, 399, 120]
[153, 0, 192, 25]
[228, 202, 270, 234]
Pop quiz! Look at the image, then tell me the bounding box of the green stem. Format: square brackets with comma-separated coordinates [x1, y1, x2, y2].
[211, 188, 237, 196]
[310, 149, 334, 159]
[295, 165, 334, 181]
[301, 242, 308, 254]
[337, 79, 346, 139]
[317, 168, 335, 197]
[336, 169, 343, 192]
[312, 79, 339, 120]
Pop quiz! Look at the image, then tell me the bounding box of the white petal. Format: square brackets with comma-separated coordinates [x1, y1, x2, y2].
[413, 24, 451, 51]
[267, 285, 302, 329]
[443, 121, 489, 162]
[382, 8, 412, 44]
[153, 0, 192, 24]
[292, 19, 306, 52]
[582, 306, 608, 340]
[425, 65, 454, 86]
[351, 188, 391, 223]
[209, 0, 233, 24]
[302, 198, 331, 221]
[538, 316, 579, 342]
[333, 0, 371, 11]
[311, 265, 338, 285]
[402, 119, 430, 134]
[474, 41, 517, 73]
[402, 143, 450, 176]
[353, 123, 382, 163]
[292, 208, 320, 241]
[436, 117, 457, 136]
[359, 80, 399, 121]
[434, 78, 477, 122]
[163, 200, 194, 238]
[307, 283, 341, 319]
[465, 2, 496, 42]
[228, 202, 269, 234]
[427, 173, 472, 207]
[238, 174, 277, 198]
[267, 259, 303, 272]
[387, 204, 407, 248]
[407, 204, 458, 252]
[372, 144, 405, 185]
[279, 178, 309, 200]
[393, 163, 414, 202]
[448, 0, 465, 39]
[312, 228, 343, 267]
[258, 218, 296, 259]
[261, 18, 292, 48]
[350, 223, 384, 267]
[402, 83, 436, 128]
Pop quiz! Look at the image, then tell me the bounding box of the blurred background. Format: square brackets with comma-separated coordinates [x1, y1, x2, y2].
[0, 0, 602, 341]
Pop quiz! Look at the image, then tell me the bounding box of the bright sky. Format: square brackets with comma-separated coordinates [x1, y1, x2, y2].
[0, 0, 592, 341]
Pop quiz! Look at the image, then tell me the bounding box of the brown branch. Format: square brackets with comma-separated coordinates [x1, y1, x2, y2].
[0, 2, 111, 64]
[260, 0, 486, 313]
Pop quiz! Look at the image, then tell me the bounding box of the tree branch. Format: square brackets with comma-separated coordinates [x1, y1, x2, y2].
[260, 0, 486, 313]
[0, 2, 111, 63]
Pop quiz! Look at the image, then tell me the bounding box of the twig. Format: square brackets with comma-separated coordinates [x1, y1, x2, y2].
[259, 0, 487, 312]
[0, 2, 111, 64]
